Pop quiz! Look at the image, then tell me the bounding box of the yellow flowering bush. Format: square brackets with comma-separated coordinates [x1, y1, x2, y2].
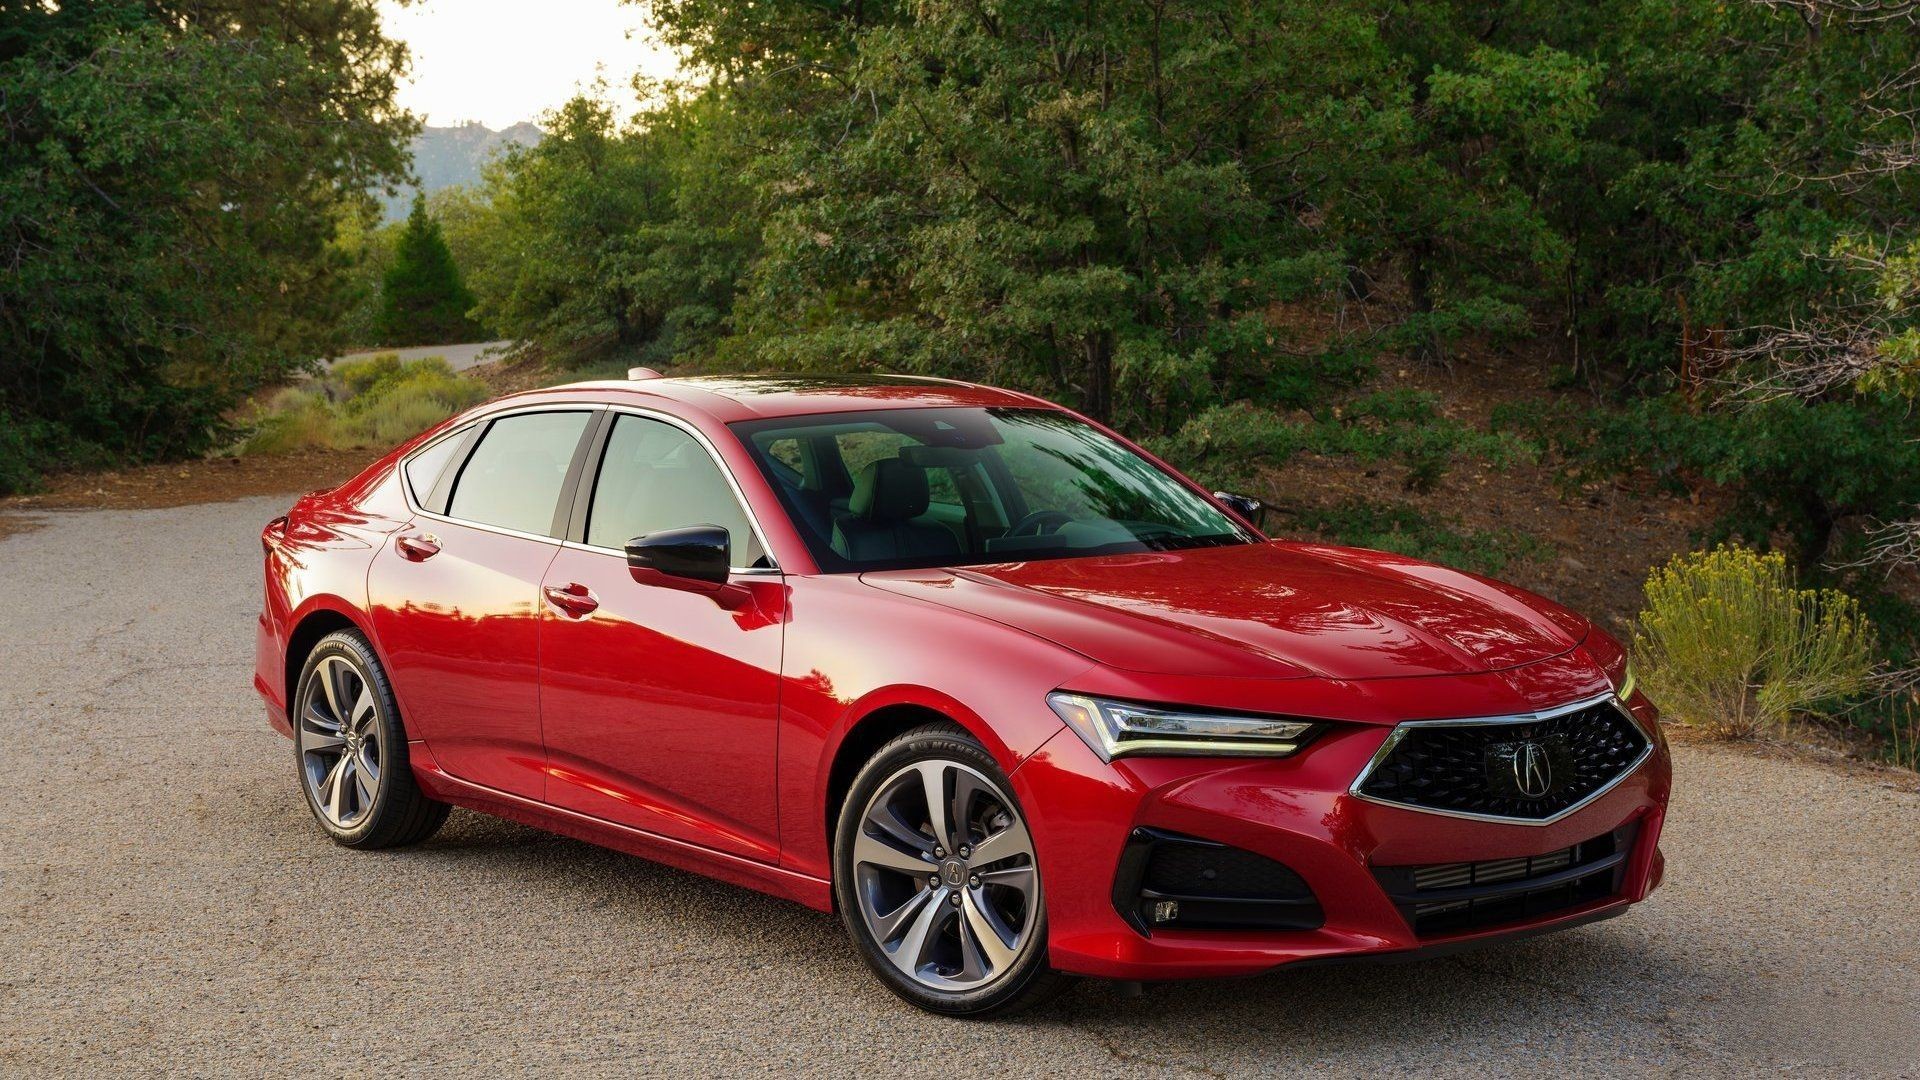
[1633, 546, 1879, 738]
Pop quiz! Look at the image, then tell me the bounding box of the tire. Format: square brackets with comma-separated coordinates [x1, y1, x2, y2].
[833, 722, 1070, 1017]
[291, 629, 448, 849]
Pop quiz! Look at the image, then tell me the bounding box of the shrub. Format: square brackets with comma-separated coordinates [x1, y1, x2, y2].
[1288, 501, 1549, 576]
[1632, 546, 1880, 738]
[235, 355, 489, 455]
[1148, 393, 1534, 494]
[1880, 695, 1920, 772]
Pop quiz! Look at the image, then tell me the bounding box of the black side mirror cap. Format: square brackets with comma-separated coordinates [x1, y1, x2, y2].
[1212, 491, 1266, 528]
[626, 525, 731, 586]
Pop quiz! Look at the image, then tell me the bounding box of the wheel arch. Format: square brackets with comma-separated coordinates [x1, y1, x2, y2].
[283, 601, 376, 728]
[822, 691, 1005, 855]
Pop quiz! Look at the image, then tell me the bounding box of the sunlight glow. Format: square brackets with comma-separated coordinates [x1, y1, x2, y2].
[377, 0, 683, 128]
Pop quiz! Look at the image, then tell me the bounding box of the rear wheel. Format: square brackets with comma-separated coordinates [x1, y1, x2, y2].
[292, 629, 448, 848]
[833, 723, 1068, 1017]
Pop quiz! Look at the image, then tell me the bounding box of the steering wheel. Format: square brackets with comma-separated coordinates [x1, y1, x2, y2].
[1007, 510, 1075, 538]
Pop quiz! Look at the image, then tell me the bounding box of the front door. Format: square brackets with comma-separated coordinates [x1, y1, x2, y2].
[368, 408, 596, 800]
[538, 411, 785, 861]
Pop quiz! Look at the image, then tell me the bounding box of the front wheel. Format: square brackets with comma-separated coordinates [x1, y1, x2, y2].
[833, 723, 1069, 1017]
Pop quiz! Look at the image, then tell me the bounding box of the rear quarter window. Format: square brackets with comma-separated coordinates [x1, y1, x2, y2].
[403, 428, 469, 508]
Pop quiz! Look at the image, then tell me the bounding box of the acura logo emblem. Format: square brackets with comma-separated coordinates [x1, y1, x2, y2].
[1513, 740, 1553, 798]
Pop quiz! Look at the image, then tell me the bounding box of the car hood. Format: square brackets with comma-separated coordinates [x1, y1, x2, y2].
[860, 541, 1588, 680]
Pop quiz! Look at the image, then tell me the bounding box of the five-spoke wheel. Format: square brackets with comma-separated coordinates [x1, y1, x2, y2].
[298, 654, 383, 829]
[834, 724, 1067, 1016]
[852, 759, 1039, 990]
[292, 629, 448, 848]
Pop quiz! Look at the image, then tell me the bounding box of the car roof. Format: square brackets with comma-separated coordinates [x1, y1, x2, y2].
[492, 372, 1055, 423]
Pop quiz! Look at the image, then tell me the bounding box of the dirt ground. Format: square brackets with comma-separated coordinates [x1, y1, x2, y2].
[0, 451, 372, 539]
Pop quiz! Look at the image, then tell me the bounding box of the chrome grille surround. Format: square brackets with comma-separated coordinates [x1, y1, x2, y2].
[1348, 691, 1655, 826]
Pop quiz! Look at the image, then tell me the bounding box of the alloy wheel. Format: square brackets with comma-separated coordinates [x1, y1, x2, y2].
[297, 654, 382, 829]
[851, 759, 1039, 992]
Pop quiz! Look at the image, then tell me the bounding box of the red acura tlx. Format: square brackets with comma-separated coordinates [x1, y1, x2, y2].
[255, 371, 1669, 1016]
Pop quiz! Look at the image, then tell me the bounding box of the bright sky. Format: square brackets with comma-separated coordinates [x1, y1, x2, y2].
[378, 0, 683, 129]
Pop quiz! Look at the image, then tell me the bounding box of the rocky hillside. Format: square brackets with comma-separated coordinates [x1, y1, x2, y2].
[378, 122, 542, 221]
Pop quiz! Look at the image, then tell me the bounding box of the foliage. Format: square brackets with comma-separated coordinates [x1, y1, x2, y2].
[1520, 393, 1920, 568]
[1286, 501, 1550, 577]
[332, 210, 402, 349]
[1882, 695, 1920, 772]
[375, 195, 482, 346]
[0, 0, 414, 493]
[0, 0, 485, 483]
[236, 355, 489, 455]
[1149, 392, 1532, 493]
[458, 90, 755, 367]
[1633, 546, 1880, 738]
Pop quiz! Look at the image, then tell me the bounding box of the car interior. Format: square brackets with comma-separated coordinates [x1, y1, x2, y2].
[742, 410, 1251, 570]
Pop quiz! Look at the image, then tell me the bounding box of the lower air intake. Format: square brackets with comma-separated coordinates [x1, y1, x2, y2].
[1372, 822, 1637, 937]
[1112, 829, 1323, 935]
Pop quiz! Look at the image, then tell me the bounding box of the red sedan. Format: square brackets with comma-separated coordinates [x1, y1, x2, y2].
[254, 372, 1669, 1016]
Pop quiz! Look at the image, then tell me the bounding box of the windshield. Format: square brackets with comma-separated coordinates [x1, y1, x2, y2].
[731, 407, 1257, 572]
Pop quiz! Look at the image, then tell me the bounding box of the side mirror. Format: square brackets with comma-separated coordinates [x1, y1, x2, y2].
[1212, 491, 1268, 529]
[626, 525, 731, 587]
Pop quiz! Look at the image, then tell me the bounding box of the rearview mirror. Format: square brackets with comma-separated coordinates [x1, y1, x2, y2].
[626, 525, 731, 587]
[1212, 491, 1268, 529]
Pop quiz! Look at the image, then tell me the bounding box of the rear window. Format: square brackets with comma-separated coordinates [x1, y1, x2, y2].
[445, 411, 591, 536]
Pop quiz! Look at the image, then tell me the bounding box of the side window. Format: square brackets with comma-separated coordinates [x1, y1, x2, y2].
[445, 411, 591, 536]
[403, 426, 469, 509]
[586, 414, 767, 566]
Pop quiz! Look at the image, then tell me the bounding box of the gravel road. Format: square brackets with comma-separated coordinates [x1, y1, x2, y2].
[3, 495, 1917, 1077]
[326, 341, 513, 372]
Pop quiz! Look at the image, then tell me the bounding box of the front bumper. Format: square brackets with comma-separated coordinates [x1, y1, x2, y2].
[1011, 695, 1670, 980]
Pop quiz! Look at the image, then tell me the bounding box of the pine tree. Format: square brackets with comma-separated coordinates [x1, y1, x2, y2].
[375, 194, 480, 346]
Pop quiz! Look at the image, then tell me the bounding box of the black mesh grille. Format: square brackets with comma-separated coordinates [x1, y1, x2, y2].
[1356, 699, 1649, 820]
[1143, 840, 1311, 900]
[1372, 823, 1636, 936]
[1112, 829, 1323, 934]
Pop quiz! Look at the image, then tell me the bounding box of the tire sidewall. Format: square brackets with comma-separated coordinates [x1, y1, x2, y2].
[832, 726, 1053, 1017]
[293, 631, 401, 845]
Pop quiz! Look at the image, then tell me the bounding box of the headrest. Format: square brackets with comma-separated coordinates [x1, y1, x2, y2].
[850, 458, 930, 521]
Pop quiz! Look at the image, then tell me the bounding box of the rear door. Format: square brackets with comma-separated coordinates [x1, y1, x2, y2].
[537, 410, 785, 861]
[368, 406, 599, 801]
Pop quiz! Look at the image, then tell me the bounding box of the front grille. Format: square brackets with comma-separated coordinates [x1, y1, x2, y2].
[1354, 697, 1650, 822]
[1373, 823, 1636, 936]
[1111, 829, 1324, 935]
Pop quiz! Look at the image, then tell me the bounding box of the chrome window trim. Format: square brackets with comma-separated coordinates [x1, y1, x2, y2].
[575, 404, 781, 575]
[399, 403, 600, 548]
[1347, 691, 1655, 827]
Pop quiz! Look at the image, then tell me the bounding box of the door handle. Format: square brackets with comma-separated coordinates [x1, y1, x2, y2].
[543, 582, 600, 618]
[396, 533, 441, 561]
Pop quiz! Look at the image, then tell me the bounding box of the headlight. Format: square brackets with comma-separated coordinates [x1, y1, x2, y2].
[1046, 692, 1321, 762]
[1615, 659, 1638, 703]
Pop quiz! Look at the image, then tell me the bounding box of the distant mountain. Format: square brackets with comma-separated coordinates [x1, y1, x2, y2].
[378, 122, 543, 221]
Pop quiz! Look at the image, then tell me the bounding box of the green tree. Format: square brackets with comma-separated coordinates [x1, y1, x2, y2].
[375, 195, 481, 346]
[650, 0, 1417, 424]
[466, 88, 754, 365]
[0, 0, 414, 491]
